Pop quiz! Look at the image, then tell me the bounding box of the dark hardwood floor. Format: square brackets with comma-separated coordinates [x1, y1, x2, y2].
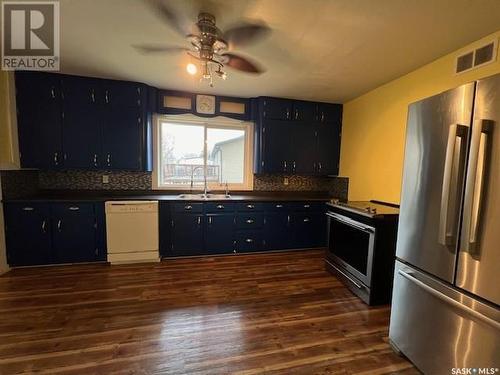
[0, 250, 418, 374]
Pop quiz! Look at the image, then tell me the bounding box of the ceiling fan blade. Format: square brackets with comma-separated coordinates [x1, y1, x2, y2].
[133, 44, 188, 54]
[223, 53, 264, 74]
[223, 21, 271, 49]
[145, 0, 197, 36]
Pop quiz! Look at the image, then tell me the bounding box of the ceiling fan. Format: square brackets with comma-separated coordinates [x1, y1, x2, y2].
[135, 0, 271, 87]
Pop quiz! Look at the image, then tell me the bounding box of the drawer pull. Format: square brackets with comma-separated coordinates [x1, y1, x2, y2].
[41, 220, 47, 233]
[22, 207, 34, 211]
[184, 205, 192, 210]
[68, 206, 80, 211]
[245, 238, 253, 243]
[275, 204, 283, 208]
[216, 205, 224, 209]
[245, 219, 254, 224]
[246, 204, 255, 209]
[303, 218, 310, 223]
[304, 204, 310, 208]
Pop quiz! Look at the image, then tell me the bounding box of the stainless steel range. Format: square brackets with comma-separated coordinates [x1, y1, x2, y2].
[325, 200, 399, 305]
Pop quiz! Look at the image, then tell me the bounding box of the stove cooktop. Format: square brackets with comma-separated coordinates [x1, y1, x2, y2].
[327, 200, 399, 218]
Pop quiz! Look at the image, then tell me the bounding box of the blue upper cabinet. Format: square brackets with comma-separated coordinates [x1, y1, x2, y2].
[101, 80, 148, 170]
[16, 72, 63, 169]
[61, 76, 102, 169]
[15, 72, 152, 171]
[292, 101, 317, 122]
[261, 97, 293, 120]
[253, 97, 342, 175]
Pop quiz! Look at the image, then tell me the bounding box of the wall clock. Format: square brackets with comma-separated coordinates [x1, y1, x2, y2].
[196, 95, 216, 115]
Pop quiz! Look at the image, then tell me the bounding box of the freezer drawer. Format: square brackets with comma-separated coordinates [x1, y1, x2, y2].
[389, 261, 500, 374]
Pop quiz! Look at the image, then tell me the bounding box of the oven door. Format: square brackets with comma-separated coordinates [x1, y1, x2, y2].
[326, 211, 376, 286]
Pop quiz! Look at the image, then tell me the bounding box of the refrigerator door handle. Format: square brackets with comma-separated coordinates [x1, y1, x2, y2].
[461, 119, 493, 253]
[398, 269, 500, 331]
[438, 124, 468, 246]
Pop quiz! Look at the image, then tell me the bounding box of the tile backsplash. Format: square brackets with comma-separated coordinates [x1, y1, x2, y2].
[1, 170, 348, 200]
[38, 170, 152, 190]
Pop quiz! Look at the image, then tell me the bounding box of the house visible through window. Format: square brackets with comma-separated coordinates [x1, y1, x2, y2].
[154, 115, 253, 190]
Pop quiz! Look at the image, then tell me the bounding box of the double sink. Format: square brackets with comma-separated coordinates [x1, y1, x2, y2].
[177, 193, 232, 200]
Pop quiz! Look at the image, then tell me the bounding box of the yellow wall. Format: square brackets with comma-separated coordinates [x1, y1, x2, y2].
[0, 70, 19, 169]
[340, 30, 500, 203]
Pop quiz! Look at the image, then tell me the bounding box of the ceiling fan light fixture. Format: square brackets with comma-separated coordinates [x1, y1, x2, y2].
[186, 62, 197, 75]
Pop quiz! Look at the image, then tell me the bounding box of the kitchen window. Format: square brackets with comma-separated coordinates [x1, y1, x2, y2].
[153, 115, 254, 190]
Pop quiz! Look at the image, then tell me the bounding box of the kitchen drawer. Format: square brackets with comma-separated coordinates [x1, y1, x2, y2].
[173, 202, 203, 213]
[205, 202, 235, 213]
[264, 202, 290, 212]
[236, 231, 265, 252]
[292, 202, 325, 212]
[51, 202, 95, 215]
[236, 202, 264, 212]
[236, 213, 264, 229]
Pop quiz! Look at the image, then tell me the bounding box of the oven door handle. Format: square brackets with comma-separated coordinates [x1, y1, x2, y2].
[326, 212, 375, 233]
[325, 259, 363, 289]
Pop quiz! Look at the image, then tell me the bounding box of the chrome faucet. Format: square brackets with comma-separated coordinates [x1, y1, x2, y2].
[225, 181, 229, 197]
[190, 165, 206, 193]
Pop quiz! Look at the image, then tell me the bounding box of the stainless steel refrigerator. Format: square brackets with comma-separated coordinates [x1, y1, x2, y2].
[389, 73, 500, 374]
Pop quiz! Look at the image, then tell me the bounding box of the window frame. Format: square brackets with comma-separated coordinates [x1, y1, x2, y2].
[152, 114, 254, 191]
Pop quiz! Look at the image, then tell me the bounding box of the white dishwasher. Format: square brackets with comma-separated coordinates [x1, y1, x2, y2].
[105, 201, 159, 264]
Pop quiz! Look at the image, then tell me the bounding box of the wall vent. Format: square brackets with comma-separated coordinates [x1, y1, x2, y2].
[455, 39, 498, 74]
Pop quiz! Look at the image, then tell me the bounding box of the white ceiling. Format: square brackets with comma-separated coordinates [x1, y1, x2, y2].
[59, 0, 500, 102]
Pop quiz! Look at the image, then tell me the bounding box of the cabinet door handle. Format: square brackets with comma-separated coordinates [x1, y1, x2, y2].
[106, 153, 111, 167]
[57, 219, 62, 232]
[68, 206, 80, 211]
[287, 215, 291, 224]
[90, 89, 95, 103]
[246, 204, 255, 209]
[93, 153, 98, 167]
[197, 216, 201, 225]
[303, 217, 310, 223]
[41, 220, 47, 233]
[294, 108, 299, 120]
[208, 216, 213, 225]
[318, 162, 322, 172]
[184, 205, 192, 210]
[293, 161, 296, 172]
[54, 152, 59, 166]
[246, 219, 254, 224]
[22, 207, 34, 211]
[321, 111, 325, 122]
[105, 90, 109, 104]
[216, 204, 224, 209]
[245, 238, 253, 243]
[50, 87, 56, 99]
[283, 161, 287, 172]
[286, 109, 290, 120]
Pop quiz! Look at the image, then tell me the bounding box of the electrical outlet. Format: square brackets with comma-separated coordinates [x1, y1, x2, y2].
[283, 177, 289, 186]
[102, 175, 109, 184]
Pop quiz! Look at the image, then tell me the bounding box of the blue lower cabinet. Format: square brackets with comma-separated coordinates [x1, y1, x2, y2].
[171, 213, 204, 256]
[205, 214, 236, 254]
[236, 231, 265, 252]
[4, 203, 52, 266]
[51, 203, 99, 263]
[236, 213, 264, 230]
[3, 201, 106, 266]
[159, 200, 327, 257]
[264, 212, 291, 250]
[292, 212, 327, 248]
